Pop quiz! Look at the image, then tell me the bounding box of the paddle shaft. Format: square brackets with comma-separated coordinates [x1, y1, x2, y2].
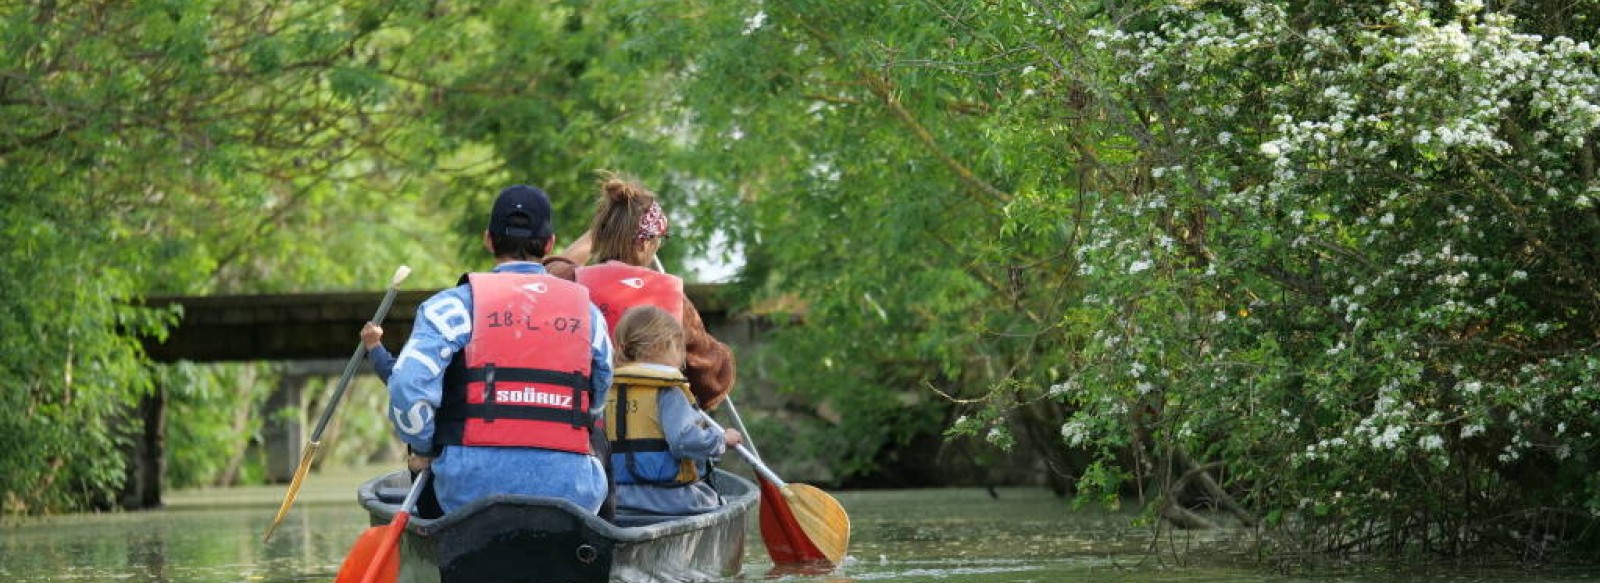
[265, 266, 409, 543]
[396, 468, 431, 519]
[699, 411, 785, 487]
[314, 282, 404, 440]
[721, 398, 763, 462]
[734, 444, 786, 487]
[358, 469, 430, 583]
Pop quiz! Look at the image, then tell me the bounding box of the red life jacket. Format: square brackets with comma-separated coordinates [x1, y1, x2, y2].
[576, 262, 684, 336]
[436, 272, 595, 454]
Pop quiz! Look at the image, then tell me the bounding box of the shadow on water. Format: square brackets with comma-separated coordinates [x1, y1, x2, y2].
[2, 473, 1597, 583]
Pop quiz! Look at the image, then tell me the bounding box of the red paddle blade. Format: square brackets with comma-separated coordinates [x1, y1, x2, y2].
[756, 476, 831, 566]
[334, 525, 398, 583]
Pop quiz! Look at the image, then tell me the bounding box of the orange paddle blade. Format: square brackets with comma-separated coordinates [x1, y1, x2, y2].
[339, 469, 428, 583]
[358, 511, 410, 583]
[757, 476, 831, 566]
[333, 525, 398, 583]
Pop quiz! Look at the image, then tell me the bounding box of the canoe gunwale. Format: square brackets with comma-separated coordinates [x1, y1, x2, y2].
[355, 468, 759, 542]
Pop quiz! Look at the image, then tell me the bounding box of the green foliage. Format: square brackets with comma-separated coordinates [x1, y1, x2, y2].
[600, 0, 1600, 562]
[0, 165, 174, 512]
[162, 363, 272, 489]
[1052, 0, 1600, 560]
[593, 0, 1096, 485]
[6, 0, 1599, 565]
[389, 1, 709, 265]
[0, 0, 789, 513]
[0, 0, 464, 512]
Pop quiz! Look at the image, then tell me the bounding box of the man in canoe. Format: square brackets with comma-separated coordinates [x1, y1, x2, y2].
[386, 184, 616, 515]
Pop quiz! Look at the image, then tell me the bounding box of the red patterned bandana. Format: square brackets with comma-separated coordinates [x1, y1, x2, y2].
[637, 201, 669, 241]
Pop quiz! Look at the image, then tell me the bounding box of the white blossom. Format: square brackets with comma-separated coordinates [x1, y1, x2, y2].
[1418, 434, 1445, 451]
[1060, 420, 1090, 447]
[741, 11, 768, 35]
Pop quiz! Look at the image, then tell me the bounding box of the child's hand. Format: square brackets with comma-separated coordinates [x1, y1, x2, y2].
[723, 428, 744, 448]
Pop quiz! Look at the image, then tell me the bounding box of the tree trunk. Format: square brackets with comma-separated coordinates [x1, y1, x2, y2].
[214, 365, 259, 487]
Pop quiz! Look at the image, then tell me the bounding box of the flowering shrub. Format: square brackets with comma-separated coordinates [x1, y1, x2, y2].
[604, 0, 1599, 561]
[1057, 0, 1600, 559]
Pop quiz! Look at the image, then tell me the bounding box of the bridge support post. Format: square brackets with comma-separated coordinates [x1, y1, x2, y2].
[119, 384, 166, 509]
[263, 371, 307, 483]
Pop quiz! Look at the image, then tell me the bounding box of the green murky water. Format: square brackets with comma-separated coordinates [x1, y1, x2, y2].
[1, 466, 1595, 583]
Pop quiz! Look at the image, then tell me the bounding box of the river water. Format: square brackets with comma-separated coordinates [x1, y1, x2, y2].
[1, 465, 1595, 583]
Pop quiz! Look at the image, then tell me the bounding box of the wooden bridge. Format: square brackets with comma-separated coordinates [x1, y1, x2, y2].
[126, 284, 754, 509]
[141, 284, 736, 362]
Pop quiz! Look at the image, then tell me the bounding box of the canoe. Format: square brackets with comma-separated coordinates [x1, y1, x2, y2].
[356, 469, 758, 583]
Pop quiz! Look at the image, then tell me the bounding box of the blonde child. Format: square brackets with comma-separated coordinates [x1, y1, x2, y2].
[605, 305, 743, 515]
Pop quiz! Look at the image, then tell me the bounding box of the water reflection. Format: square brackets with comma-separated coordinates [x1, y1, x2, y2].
[1, 503, 372, 583]
[2, 485, 1596, 583]
[126, 529, 167, 581]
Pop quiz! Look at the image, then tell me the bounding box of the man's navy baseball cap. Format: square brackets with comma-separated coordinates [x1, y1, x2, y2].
[488, 184, 554, 239]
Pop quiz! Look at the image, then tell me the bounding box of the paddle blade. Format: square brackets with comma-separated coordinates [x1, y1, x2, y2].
[263, 441, 322, 542]
[333, 525, 398, 583]
[783, 483, 850, 566]
[358, 511, 410, 583]
[756, 477, 833, 566]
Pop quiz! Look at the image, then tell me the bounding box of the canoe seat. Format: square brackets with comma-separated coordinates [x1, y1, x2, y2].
[377, 486, 410, 504]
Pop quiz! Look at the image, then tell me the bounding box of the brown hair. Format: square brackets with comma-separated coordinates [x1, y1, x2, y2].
[587, 172, 659, 266]
[613, 305, 684, 365]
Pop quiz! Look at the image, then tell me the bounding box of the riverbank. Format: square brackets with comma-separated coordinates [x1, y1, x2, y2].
[164, 462, 397, 510]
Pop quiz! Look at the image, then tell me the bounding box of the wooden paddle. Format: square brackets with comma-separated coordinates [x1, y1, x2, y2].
[263, 265, 412, 543]
[732, 445, 851, 563]
[647, 256, 849, 566]
[334, 469, 430, 583]
[718, 399, 814, 564]
[732, 443, 850, 567]
[703, 409, 850, 567]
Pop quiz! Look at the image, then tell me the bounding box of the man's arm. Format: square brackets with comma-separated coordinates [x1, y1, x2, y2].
[369, 345, 396, 383]
[387, 289, 473, 455]
[543, 231, 593, 280]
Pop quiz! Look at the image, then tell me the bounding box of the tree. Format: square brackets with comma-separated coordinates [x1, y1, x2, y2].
[0, 0, 464, 512]
[592, 0, 1097, 486]
[605, 0, 1600, 560]
[0, 0, 741, 513]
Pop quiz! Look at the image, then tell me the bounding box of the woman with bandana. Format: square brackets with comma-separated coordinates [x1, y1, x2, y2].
[545, 174, 737, 412]
[542, 174, 737, 520]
